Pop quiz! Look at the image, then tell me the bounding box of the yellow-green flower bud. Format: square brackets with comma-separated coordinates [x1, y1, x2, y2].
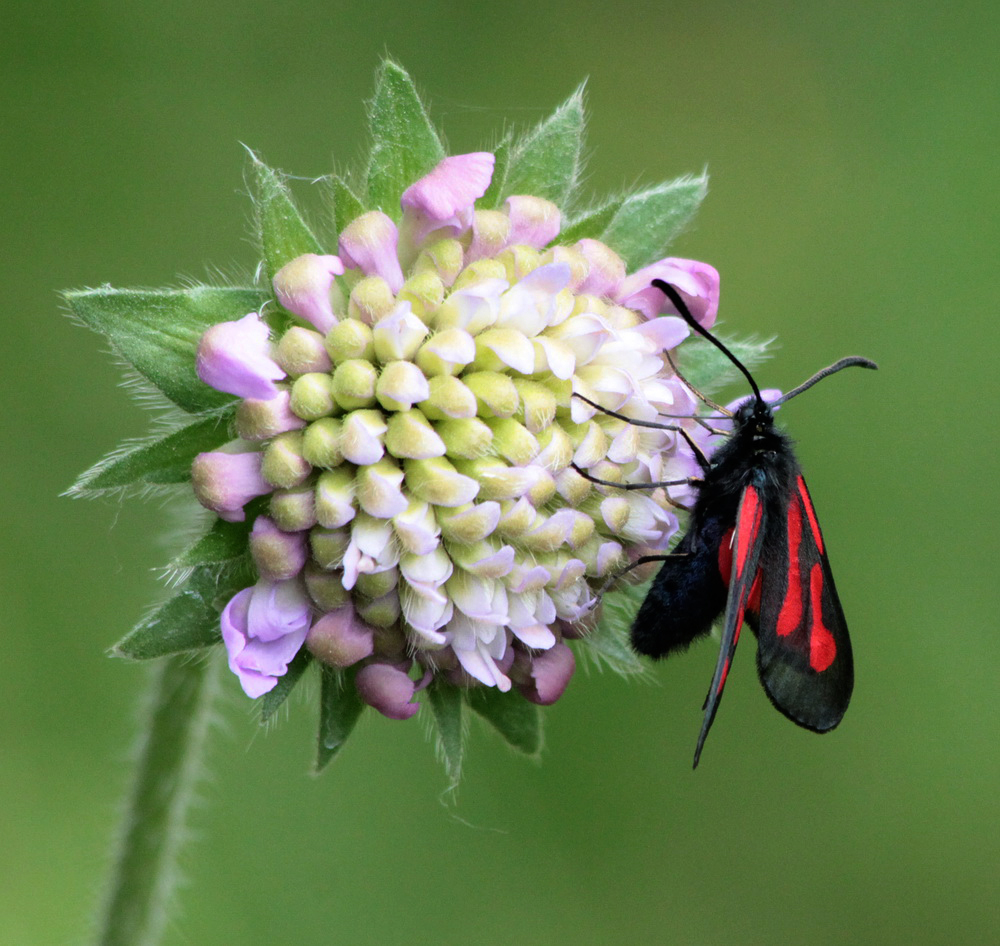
[469, 210, 510, 258]
[496, 244, 541, 282]
[463, 371, 519, 418]
[420, 375, 478, 420]
[356, 457, 408, 518]
[415, 328, 476, 377]
[451, 258, 507, 291]
[290, 372, 336, 420]
[486, 418, 539, 465]
[275, 326, 332, 377]
[325, 318, 374, 364]
[261, 431, 311, 488]
[303, 563, 351, 611]
[513, 378, 557, 433]
[385, 409, 446, 460]
[397, 271, 445, 322]
[302, 417, 343, 469]
[404, 457, 479, 506]
[310, 526, 351, 569]
[375, 360, 430, 412]
[434, 417, 493, 459]
[348, 275, 395, 325]
[315, 467, 356, 528]
[356, 590, 401, 628]
[412, 237, 464, 287]
[435, 502, 501, 544]
[269, 484, 317, 531]
[355, 567, 399, 599]
[331, 359, 378, 410]
[495, 497, 536, 539]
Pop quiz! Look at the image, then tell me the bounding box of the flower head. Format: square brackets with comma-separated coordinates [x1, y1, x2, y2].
[68, 60, 749, 778]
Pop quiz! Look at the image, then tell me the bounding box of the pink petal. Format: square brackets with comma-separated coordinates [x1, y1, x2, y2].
[338, 212, 404, 292]
[355, 663, 420, 719]
[401, 152, 495, 222]
[505, 196, 561, 248]
[616, 258, 720, 327]
[196, 313, 285, 400]
[272, 254, 345, 333]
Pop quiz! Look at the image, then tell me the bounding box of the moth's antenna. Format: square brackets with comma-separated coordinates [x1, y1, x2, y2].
[774, 357, 878, 405]
[652, 279, 763, 406]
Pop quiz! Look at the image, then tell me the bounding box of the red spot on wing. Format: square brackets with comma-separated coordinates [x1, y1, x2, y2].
[718, 528, 734, 582]
[808, 563, 837, 672]
[735, 487, 761, 580]
[717, 623, 743, 691]
[776, 497, 804, 637]
[797, 475, 824, 555]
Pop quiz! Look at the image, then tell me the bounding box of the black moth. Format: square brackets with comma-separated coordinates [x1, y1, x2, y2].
[586, 280, 876, 767]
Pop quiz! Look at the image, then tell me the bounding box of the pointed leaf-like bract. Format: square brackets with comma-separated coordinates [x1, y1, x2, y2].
[68, 411, 235, 497]
[65, 287, 266, 414]
[113, 560, 254, 660]
[330, 174, 366, 237]
[260, 648, 313, 723]
[426, 680, 465, 789]
[599, 173, 709, 270]
[680, 335, 772, 396]
[584, 579, 651, 677]
[365, 59, 445, 217]
[315, 665, 365, 772]
[247, 152, 325, 286]
[466, 687, 542, 757]
[556, 198, 625, 246]
[480, 130, 512, 209]
[502, 84, 586, 207]
[170, 516, 255, 570]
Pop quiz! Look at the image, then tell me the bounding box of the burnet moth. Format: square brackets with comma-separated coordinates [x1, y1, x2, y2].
[583, 279, 876, 767]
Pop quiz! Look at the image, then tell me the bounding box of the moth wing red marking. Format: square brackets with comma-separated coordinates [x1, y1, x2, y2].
[693, 485, 765, 768]
[753, 475, 853, 732]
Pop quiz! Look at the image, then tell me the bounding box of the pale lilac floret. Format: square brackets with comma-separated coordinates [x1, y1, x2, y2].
[306, 607, 375, 667]
[400, 152, 495, 244]
[615, 257, 721, 327]
[517, 642, 576, 705]
[355, 663, 421, 719]
[505, 196, 561, 248]
[220, 579, 312, 697]
[196, 313, 285, 399]
[338, 212, 405, 292]
[272, 254, 344, 333]
[191, 450, 271, 522]
[249, 516, 308, 580]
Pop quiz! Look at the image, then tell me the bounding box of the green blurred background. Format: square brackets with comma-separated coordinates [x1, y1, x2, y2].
[3, 1, 996, 943]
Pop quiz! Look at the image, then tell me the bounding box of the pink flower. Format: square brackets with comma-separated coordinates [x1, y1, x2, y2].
[338, 212, 405, 292]
[196, 313, 285, 399]
[400, 152, 495, 247]
[505, 196, 561, 248]
[191, 450, 271, 522]
[517, 642, 576, 705]
[220, 579, 312, 697]
[272, 254, 345, 333]
[306, 607, 375, 667]
[355, 663, 421, 719]
[615, 257, 720, 327]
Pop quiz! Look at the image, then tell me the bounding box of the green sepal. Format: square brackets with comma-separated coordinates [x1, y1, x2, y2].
[556, 198, 624, 246]
[479, 130, 512, 209]
[680, 333, 772, 395]
[586, 578, 653, 677]
[502, 83, 586, 208]
[260, 648, 313, 723]
[426, 680, 465, 790]
[68, 410, 235, 498]
[315, 664, 365, 773]
[170, 515, 255, 570]
[465, 686, 542, 757]
[598, 173, 709, 270]
[365, 59, 445, 217]
[247, 151, 325, 286]
[113, 559, 254, 660]
[65, 286, 266, 414]
[330, 174, 366, 236]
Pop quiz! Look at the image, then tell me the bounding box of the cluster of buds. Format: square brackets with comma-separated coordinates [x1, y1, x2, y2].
[191, 149, 719, 718]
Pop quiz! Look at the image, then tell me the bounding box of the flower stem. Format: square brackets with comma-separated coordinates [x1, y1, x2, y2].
[93, 653, 218, 946]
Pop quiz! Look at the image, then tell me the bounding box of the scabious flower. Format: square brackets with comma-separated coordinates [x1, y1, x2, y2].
[67, 60, 753, 776]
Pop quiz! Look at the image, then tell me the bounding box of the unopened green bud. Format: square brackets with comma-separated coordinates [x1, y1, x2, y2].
[469, 210, 510, 258]
[261, 431, 311, 488]
[356, 590, 401, 628]
[310, 526, 351, 569]
[420, 375, 477, 420]
[487, 418, 539, 465]
[412, 237, 464, 287]
[303, 562, 351, 611]
[290, 372, 336, 420]
[513, 378, 557, 433]
[463, 371, 519, 418]
[375, 360, 430, 412]
[332, 359, 377, 409]
[415, 328, 476, 377]
[451, 258, 507, 291]
[385, 409, 446, 459]
[325, 318, 374, 364]
[496, 244, 542, 282]
[355, 567, 399, 599]
[555, 465, 592, 505]
[275, 326, 332, 376]
[535, 425, 574, 473]
[434, 417, 493, 459]
[404, 457, 479, 506]
[348, 276, 395, 324]
[436, 501, 501, 544]
[269, 484, 317, 531]
[573, 421, 610, 468]
[398, 271, 445, 322]
[495, 497, 536, 539]
[302, 417, 343, 468]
